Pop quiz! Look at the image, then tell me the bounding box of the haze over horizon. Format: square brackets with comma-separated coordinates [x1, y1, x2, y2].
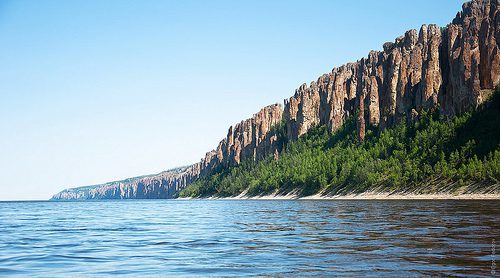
[0, 0, 460, 200]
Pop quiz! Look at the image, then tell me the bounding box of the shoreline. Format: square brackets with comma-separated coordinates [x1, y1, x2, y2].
[178, 192, 500, 200]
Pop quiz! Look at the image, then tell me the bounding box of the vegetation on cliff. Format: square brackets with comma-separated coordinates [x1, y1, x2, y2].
[179, 88, 500, 198]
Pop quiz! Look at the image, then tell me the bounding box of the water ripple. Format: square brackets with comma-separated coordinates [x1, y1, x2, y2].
[0, 200, 498, 277]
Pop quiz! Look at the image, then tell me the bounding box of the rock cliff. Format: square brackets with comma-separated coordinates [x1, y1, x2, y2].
[50, 167, 195, 200]
[285, 0, 499, 141]
[52, 0, 499, 200]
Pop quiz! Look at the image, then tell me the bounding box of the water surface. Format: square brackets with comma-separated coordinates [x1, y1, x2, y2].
[0, 200, 498, 276]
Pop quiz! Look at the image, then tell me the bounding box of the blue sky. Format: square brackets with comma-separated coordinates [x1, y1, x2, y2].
[0, 0, 461, 200]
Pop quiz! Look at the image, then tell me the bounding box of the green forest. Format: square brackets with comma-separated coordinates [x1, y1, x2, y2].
[180, 87, 500, 198]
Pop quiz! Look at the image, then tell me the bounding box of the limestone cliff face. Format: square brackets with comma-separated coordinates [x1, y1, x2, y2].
[52, 0, 498, 200]
[284, 0, 499, 141]
[50, 167, 196, 200]
[182, 103, 284, 178]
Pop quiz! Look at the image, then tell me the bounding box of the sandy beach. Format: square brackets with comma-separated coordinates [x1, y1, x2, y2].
[178, 190, 500, 200]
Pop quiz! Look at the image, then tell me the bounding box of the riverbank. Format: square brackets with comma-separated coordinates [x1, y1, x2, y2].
[178, 190, 500, 200]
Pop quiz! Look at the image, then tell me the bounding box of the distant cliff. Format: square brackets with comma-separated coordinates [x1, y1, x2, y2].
[52, 0, 499, 200]
[51, 167, 194, 200]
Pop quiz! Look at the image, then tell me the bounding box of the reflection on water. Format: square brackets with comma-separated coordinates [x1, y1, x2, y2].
[0, 200, 498, 276]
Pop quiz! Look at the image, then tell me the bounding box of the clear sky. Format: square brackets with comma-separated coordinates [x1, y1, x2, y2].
[0, 0, 462, 200]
